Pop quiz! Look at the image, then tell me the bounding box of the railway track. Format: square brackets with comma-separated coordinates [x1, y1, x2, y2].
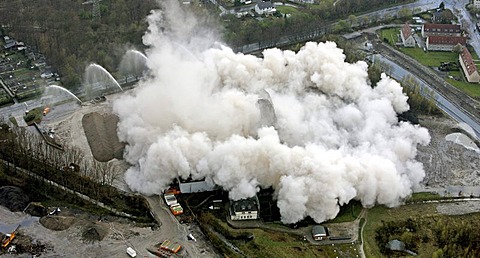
[374, 42, 480, 126]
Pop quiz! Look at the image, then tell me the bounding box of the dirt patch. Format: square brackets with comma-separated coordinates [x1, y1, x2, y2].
[416, 116, 480, 187]
[81, 222, 108, 243]
[39, 216, 76, 231]
[82, 112, 125, 162]
[0, 186, 29, 212]
[7, 233, 52, 256]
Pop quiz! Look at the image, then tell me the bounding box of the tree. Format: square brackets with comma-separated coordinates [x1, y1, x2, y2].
[439, 2, 445, 10]
[397, 7, 413, 20]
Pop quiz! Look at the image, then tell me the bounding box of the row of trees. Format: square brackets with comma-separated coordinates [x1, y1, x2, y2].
[0, 122, 153, 220]
[222, 0, 411, 48]
[376, 216, 480, 257]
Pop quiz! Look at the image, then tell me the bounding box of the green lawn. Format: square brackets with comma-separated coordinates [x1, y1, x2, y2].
[447, 78, 480, 98]
[276, 6, 300, 15]
[380, 28, 399, 46]
[406, 192, 441, 202]
[326, 200, 362, 223]
[363, 203, 438, 257]
[400, 47, 459, 67]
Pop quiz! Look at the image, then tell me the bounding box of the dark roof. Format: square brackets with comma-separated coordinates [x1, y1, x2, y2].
[231, 197, 259, 212]
[423, 23, 461, 33]
[312, 225, 327, 236]
[4, 41, 16, 49]
[401, 23, 412, 39]
[257, 0, 274, 9]
[427, 36, 466, 45]
[460, 47, 478, 75]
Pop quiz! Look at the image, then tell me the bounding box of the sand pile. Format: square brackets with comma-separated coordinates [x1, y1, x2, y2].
[82, 112, 125, 162]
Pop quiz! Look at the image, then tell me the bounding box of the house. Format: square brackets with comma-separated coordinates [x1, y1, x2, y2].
[311, 225, 328, 241]
[229, 196, 260, 220]
[400, 23, 416, 47]
[421, 23, 461, 38]
[426, 36, 466, 51]
[178, 177, 217, 193]
[474, 0, 480, 9]
[459, 47, 480, 83]
[255, 1, 276, 15]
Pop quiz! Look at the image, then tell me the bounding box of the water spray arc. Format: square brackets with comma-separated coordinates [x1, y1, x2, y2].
[46, 85, 82, 104]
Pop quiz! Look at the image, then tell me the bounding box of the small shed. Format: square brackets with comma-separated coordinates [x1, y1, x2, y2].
[386, 239, 405, 251]
[311, 225, 328, 241]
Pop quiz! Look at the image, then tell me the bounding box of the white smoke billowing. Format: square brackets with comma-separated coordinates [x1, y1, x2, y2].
[113, 0, 430, 223]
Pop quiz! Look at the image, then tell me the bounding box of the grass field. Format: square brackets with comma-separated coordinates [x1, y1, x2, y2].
[326, 200, 362, 223]
[400, 47, 458, 67]
[380, 28, 399, 46]
[363, 203, 480, 257]
[276, 6, 300, 15]
[447, 77, 480, 98]
[363, 203, 438, 257]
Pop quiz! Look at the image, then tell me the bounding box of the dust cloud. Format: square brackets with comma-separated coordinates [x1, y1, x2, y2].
[113, 0, 430, 223]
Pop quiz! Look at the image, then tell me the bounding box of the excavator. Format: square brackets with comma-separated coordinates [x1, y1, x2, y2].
[1, 225, 20, 248]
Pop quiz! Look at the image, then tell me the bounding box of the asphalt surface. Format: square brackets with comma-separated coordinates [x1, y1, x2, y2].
[373, 53, 480, 139]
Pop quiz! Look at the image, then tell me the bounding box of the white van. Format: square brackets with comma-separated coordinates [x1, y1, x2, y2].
[126, 247, 136, 257]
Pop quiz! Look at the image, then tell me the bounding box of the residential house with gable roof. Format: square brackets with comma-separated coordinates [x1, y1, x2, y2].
[459, 47, 480, 83]
[400, 23, 416, 47]
[426, 35, 466, 51]
[255, 0, 276, 15]
[421, 23, 461, 38]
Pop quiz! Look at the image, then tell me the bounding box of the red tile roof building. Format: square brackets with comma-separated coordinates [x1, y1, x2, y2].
[459, 47, 480, 83]
[400, 23, 416, 47]
[421, 23, 462, 38]
[426, 36, 466, 51]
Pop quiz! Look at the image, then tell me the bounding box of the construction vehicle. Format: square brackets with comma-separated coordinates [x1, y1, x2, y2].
[1, 225, 20, 248]
[165, 187, 181, 195]
[169, 203, 184, 216]
[160, 239, 182, 253]
[42, 107, 50, 116]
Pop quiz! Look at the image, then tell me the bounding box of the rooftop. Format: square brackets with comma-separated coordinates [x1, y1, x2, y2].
[460, 47, 478, 75]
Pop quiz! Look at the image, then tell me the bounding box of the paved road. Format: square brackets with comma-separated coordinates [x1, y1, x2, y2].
[145, 195, 219, 258]
[373, 54, 480, 139]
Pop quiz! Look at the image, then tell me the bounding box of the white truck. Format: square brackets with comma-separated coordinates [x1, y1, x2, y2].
[126, 247, 136, 257]
[164, 193, 178, 206]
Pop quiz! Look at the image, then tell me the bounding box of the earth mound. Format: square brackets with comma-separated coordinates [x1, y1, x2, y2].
[81, 222, 108, 243]
[82, 112, 125, 162]
[0, 186, 29, 211]
[39, 216, 76, 231]
[24, 202, 47, 217]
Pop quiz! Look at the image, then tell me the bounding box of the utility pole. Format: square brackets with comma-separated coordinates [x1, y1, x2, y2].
[83, 0, 102, 20]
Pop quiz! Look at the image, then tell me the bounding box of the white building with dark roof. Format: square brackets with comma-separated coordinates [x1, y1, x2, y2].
[229, 196, 260, 220]
[255, 1, 276, 15]
[459, 47, 480, 83]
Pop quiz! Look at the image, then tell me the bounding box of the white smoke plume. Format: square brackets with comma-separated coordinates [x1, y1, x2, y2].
[113, 0, 430, 223]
